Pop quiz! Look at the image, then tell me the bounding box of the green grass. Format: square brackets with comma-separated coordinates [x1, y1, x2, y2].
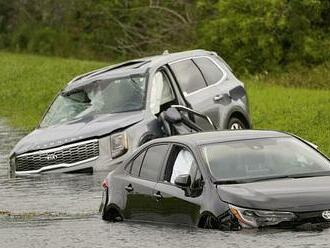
[0, 52, 107, 129]
[246, 81, 330, 156]
[0, 52, 329, 155]
[252, 62, 330, 90]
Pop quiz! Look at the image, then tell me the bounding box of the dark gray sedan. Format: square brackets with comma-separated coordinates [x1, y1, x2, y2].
[100, 130, 330, 230]
[10, 50, 250, 175]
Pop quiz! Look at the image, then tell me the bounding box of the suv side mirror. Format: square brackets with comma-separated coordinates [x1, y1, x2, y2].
[174, 174, 191, 188]
[164, 107, 182, 124]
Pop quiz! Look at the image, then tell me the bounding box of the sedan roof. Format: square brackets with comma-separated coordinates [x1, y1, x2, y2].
[148, 130, 291, 146]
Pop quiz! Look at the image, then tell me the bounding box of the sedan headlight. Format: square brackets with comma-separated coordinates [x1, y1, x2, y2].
[110, 132, 128, 159]
[229, 204, 295, 228]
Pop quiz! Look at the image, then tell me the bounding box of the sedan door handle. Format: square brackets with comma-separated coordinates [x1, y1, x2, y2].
[125, 184, 134, 192]
[153, 191, 163, 200]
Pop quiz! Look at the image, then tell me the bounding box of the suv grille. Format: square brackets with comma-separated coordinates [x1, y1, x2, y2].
[16, 140, 99, 171]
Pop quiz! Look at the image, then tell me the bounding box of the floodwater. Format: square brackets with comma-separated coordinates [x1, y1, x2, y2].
[1, 120, 330, 248]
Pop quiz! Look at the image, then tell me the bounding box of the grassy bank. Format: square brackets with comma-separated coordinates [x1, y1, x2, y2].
[0, 52, 329, 155]
[0, 52, 106, 128]
[245, 81, 329, 156]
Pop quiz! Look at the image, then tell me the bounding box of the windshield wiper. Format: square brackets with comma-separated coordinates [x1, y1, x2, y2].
[214, 171, 330, 185]
[287, 171, 330, 179]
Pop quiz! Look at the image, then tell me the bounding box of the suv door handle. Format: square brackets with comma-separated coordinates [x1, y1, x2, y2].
[125, 184, 134, 192]
[213, 94, 224, 102]
[153, 191, 163, 200]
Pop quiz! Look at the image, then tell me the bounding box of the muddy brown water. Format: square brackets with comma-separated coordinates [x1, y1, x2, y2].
[1, 120, 330, 248]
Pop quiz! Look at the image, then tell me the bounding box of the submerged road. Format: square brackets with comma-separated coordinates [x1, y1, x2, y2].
[0, 120, 329, 248]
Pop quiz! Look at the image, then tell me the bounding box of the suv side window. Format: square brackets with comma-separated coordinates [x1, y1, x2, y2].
[150, 70, 176, 114]
[139, 145, 169, 181]
[130, 151, 146, 177]
[169, 59, 206, 94]
[193, 57, 224, 86]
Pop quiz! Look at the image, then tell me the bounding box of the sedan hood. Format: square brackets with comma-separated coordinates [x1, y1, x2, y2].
[218, 176, 330, 212]
[12, 111, 145, 155]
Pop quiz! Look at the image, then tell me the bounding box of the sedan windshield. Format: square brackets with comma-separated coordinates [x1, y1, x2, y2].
[40, 76, 146, 128]
[201, 137, 330, 183]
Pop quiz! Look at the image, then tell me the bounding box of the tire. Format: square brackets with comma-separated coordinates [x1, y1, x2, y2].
[102, 205, 123, 222]
[227, 117, 246, 130]
[199, 214, 219, 229]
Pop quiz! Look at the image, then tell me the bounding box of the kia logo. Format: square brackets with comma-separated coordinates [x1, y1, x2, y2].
[46, 154, 57, 161]
[322, 211, 330, 220]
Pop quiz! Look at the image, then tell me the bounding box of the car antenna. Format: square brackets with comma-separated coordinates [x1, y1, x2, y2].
[162, 50, 169, 55]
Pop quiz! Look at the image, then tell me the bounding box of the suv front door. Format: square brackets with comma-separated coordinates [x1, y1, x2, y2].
[169, 57, 227, 129]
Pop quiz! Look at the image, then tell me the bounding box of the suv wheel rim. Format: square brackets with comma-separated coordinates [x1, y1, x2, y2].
[230, 122, 243, 130]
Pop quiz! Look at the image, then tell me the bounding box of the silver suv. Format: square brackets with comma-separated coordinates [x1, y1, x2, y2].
[9, 50, 251, 176]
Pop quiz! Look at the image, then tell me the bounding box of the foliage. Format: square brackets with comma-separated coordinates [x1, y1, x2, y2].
[0, 0, 198, 60]
[0, 52, 329, 156]
[198, 0, 330, 73]
[0, 0, 329, 74]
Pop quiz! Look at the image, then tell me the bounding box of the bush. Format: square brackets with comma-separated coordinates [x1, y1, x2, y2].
[198, 0, 330, 74]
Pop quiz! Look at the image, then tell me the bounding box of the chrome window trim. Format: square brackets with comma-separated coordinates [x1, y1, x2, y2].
[17, 139, 99, 158]
[15, 156, 98, 175]
[168, 55, 228, 97]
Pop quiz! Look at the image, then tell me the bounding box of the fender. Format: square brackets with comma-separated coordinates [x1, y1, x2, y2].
[223, 106, 251, 129]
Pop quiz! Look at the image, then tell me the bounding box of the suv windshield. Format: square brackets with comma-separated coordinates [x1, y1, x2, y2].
[201, 137, 330, 183]
[40, 76, 146, 128]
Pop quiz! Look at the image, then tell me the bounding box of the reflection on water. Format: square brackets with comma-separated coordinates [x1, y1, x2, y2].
[0, 120, 330, 248]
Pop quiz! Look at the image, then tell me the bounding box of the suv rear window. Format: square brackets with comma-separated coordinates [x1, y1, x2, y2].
[170, 60, 206, 94]
[139, 145, 169, 181]
[193, 57, 224, 85]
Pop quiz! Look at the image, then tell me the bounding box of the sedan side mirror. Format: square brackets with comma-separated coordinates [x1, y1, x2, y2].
[174, 174, 191, 188]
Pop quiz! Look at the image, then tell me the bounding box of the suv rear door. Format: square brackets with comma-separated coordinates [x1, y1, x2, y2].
[169, 57, 227, 129]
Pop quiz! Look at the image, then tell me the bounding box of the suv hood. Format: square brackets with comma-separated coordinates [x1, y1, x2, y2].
[217, 176, 330, 212]
[12, 111, 145, 155]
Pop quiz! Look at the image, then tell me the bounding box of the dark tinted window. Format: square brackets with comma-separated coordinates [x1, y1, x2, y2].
[170, 60, 206, 94]
[130, 151, 146, 177]
[124, 162, 132, 172]
[193, 57, 223, 85]
[140, 145, 169, 181]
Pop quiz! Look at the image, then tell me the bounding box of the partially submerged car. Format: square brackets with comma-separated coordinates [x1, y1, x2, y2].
[100, 130, 330, 230]
[9, 50, 251, 176]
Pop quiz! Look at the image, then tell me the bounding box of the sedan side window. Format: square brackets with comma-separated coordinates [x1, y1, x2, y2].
[164, 145, 204, 195]
[193, 57, 224, 86]
[169, 60, 206, 94]
[130, 151, 146, 177]
[139, 145, 169, 181]
[170, 148, 195, 184]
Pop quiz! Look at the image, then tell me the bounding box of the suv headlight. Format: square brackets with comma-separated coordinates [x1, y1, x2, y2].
[9, 155, 16, 168]
[9, 155, 16, 177]
[110, 132, 128, 159]
[229, 204, 295, 228]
